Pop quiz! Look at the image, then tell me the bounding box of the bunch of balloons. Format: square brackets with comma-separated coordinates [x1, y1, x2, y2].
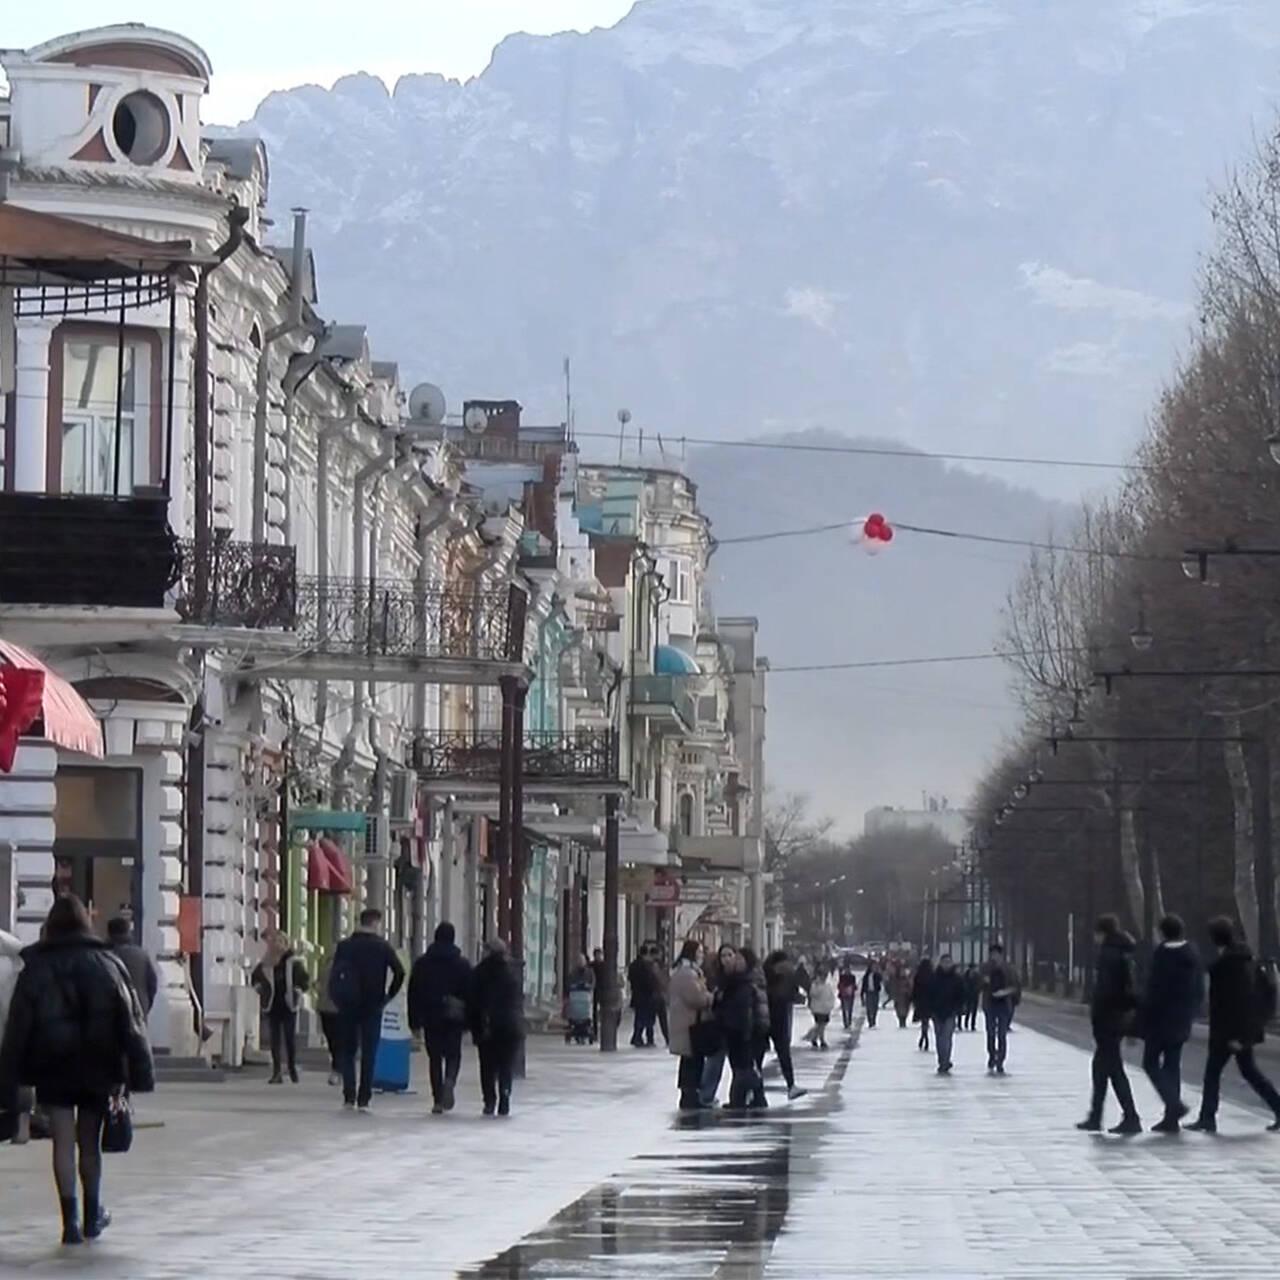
[853, 512, 894, 554]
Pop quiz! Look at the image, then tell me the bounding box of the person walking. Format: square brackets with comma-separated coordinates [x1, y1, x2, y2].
[1077, 915, 1141, 1135]
[251, 929, 310, 1085]
[716, 948, 762, 1109]
[0, 896, 153, 1245]
[837, 965, 858, 1030]
[105, 917, 158, 1017]
[927, 953, 967, 1074]
[861, 960, 883, 1029]
[407, 921, 472, 1115]
[1187, 916, 1280, 1134]
[590, 946, 606, 1041]
[962, 965, 982, 1032]
[669, 939, 714, 1110]
[1140, 913, 1203, 1134]
[805, 963, 836, 1049]
[467, 937, 524, 1116]
[628, 945, 658, 1048]
[651, 944, 672, 1047]
[981, 944, 1018, 1073]
[911, 957, 934, 1051]
[763, 950, 807, 1100]
[315, 948, 343, 1087]
[892, 962, 912, 1028]
[328, 907, 406, 1113]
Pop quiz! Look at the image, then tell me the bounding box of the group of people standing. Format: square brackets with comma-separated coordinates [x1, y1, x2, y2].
[668, 941, 810, 1111]
[1081, 912, 1280, 1135]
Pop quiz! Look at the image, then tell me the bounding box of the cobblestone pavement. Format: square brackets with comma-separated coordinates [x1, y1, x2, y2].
[4, 1017, 1280, 1277]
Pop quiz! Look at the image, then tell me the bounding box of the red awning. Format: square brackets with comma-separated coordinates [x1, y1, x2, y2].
[306, 841, 333, 893]
[319, 837, 354, 896]
[0, 640, 103, 771]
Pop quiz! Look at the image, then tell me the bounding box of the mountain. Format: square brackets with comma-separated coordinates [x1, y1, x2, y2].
[233, 0, 1280, 496]
[690, 432, 1069, 830]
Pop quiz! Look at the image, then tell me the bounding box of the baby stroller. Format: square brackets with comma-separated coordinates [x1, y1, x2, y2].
[564, 983, 595, 1044]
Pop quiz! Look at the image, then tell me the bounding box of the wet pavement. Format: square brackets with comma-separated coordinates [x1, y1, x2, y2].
[4, 1012, 1280, 1276]
[465, 1033, 855, 1278]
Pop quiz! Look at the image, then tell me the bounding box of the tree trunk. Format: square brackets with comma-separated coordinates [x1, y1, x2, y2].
[1223, 724, 1260, 947]
[1118, 806, 1146, 931]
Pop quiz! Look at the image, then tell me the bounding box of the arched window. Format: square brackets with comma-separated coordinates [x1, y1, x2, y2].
[679, 792, 694, 838]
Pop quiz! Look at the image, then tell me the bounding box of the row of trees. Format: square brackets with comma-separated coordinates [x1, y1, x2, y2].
[766, 792, 962, 949]
[971, 127, 1280, 975]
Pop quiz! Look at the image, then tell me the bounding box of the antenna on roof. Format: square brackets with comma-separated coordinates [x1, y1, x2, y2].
[563, 357, 573, 442]
[617, 408, 631, 463]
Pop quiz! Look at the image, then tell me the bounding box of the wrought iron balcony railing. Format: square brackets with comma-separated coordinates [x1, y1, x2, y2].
[0, 492, 180, 609]
[296, 578, 524, 664]
[411, 729, 620, 784]
[175, 537, 298, 630]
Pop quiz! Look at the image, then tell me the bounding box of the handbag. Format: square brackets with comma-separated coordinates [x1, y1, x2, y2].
[689, 1014, 721, 1058]
[101, 1093, 134, 1155]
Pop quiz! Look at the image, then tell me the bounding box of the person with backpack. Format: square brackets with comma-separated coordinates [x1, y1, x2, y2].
[1140, 913, 1204, 1133]
[328, 908, 405, 1112]
[1187, 916, 1280, 1134]
[1077, 914, 1141, 1135]
[406, 922, 472, 1115]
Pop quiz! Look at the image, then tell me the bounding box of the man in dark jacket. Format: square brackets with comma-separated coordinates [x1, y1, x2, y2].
[106, 917, 158, 1017]
[628, 946, 658, 1048]
[1078, 914, 1141, 1134]
[715, 950, 761, 1110]
[1187, 916, 1280, 1134]
[329, 908, 405, 1112]
[407, 922, 472, 1115]
[467, 938, 524, 1116]
[981, 943, 1019, 1073]
[928, 953, 967, 1075]
[1140, 914, 1204, 1133]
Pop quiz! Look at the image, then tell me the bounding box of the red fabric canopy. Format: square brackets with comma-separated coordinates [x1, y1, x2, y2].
[306, 842, 332, 893]
[0, 640, 104, 770]
[319, 838, 354, 896]
[0, 666, 46, 773]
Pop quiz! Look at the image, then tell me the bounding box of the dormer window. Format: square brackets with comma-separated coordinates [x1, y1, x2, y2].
[112, 91, 170, 165]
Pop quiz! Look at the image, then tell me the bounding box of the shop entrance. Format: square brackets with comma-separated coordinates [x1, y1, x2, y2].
[53, 766, 144, 940]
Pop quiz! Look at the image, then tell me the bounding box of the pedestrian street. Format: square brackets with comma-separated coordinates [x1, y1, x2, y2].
[4, 1017, 1280, 1277]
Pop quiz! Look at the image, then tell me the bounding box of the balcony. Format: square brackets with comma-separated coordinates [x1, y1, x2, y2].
[630, 675, 696, 735]
[674, 833, 764, 873]
[251, 578, 529, 686]
[412, 729, 622, 795]
[174, 536, 298, 631]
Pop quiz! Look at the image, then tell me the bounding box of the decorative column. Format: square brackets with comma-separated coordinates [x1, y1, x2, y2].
[13, 320, 55, 492]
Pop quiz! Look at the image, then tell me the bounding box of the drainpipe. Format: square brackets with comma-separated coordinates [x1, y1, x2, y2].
[279, 338, 325, 548]
[314, 387, 361, 736]
[252, 208, 309, 546]
[188, 203, 248, 1020]
[411, 493, 456, 734]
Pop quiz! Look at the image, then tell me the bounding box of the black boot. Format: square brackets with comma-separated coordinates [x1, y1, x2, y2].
[497, 1093, 511, 1117]
[1075, 1116, 1102, 1132]
[1109, 1114, 1142, 1136]
[60, 1196, 83, 1245]
[84, 1199, 111, 1240]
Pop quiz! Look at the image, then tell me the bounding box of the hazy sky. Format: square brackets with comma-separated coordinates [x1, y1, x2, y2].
[3, 2, 636, 123]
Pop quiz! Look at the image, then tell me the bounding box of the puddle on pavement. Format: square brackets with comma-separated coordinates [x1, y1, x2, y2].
[463, 1035, 856, 1279]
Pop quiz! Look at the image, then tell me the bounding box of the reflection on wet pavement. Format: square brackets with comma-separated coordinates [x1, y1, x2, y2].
[464, 1031, 857, 1279]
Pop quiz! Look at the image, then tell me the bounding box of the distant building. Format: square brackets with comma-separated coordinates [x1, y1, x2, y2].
[864, 798, 970, 848]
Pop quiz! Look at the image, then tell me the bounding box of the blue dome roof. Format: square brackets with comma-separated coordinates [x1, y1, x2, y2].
[654, 644, 700, 676]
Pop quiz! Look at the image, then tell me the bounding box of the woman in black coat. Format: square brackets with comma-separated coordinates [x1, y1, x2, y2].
[911, 958, 934, 1051]
[0, 896, 154, 1245]
[467, 938, 525, 1117]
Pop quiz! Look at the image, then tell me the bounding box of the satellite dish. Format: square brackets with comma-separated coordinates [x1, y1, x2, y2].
[408, 382, 447, 425]
[463, 405, 489, 436]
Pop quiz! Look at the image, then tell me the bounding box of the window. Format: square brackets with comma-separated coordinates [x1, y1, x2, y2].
[679, 792, 694, 838]
[113, 91, 171, 165]
[665, 558, 691, 604]
[61, 339, 139, 495]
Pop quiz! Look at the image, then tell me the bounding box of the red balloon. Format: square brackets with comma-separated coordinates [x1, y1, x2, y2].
[866, 512, 885, 530]
[879, 525, 894, 543]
